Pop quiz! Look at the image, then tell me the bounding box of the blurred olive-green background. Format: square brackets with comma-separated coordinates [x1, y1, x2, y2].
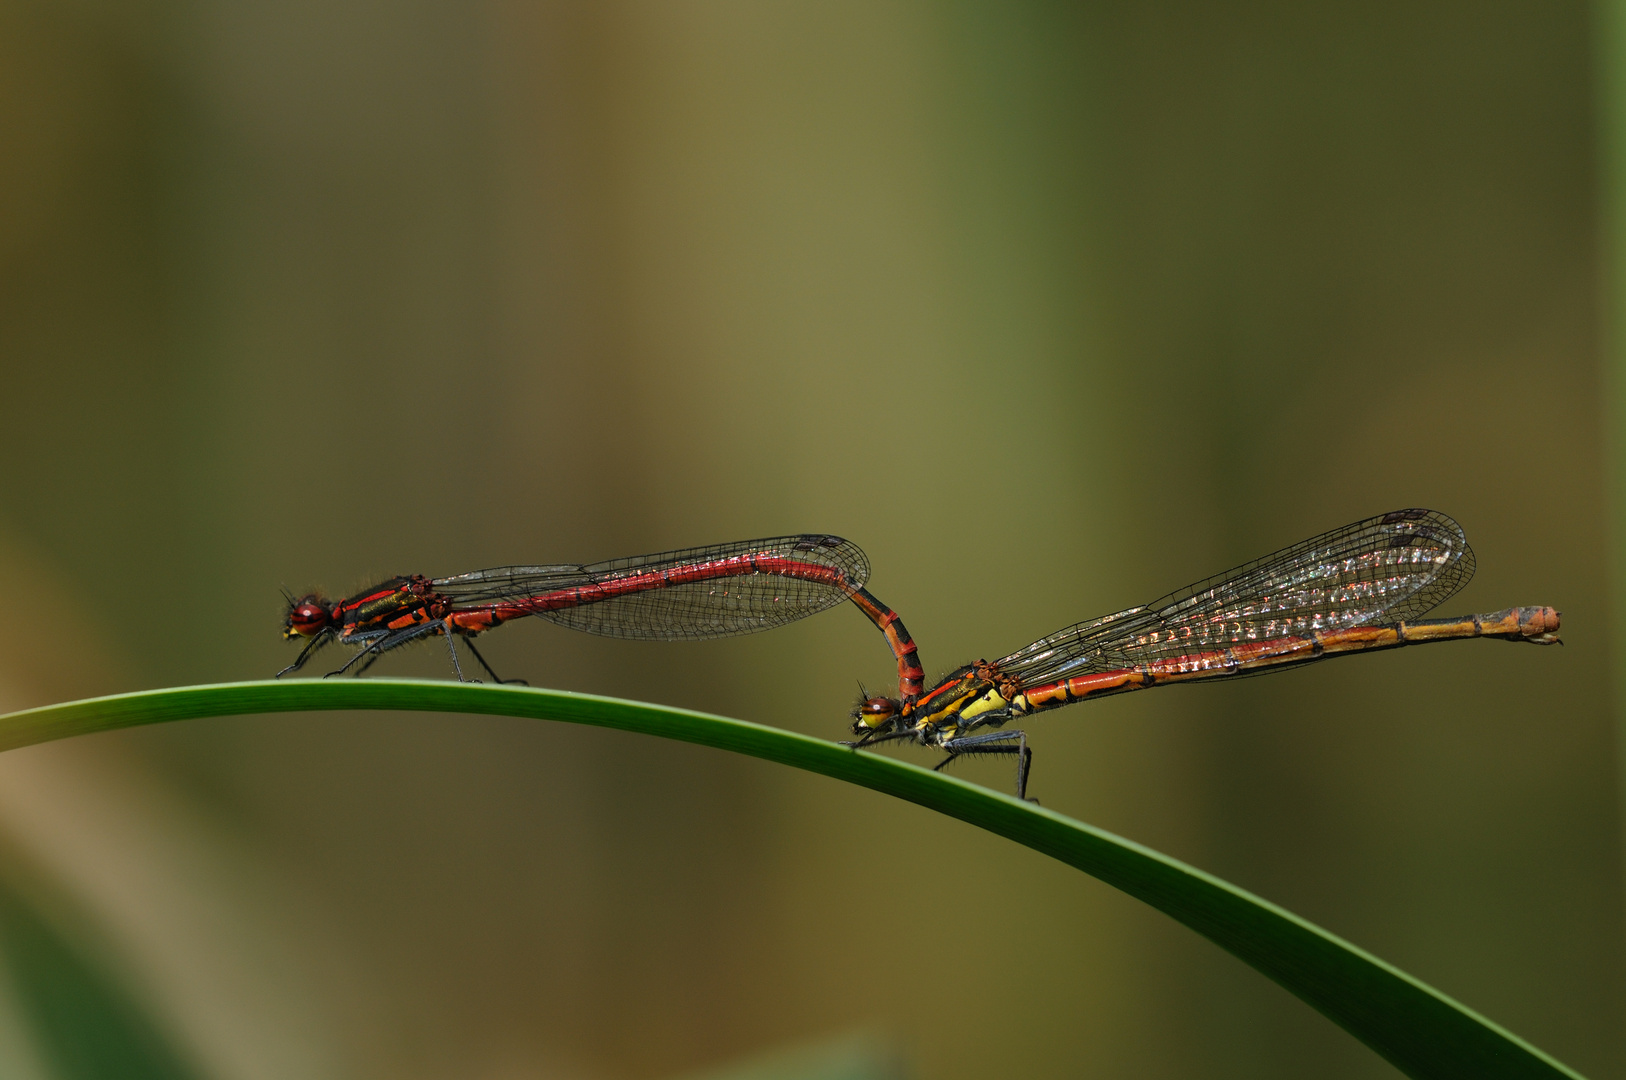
[0, 2, 1616, 1078]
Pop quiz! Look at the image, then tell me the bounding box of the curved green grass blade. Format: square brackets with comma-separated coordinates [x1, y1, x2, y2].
[0, 680, 1584, 1080]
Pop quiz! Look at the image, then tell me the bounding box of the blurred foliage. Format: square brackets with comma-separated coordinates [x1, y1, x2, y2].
[0, 872, 198, 1080]
[672, 1032, 905, 1080]
[0, 0, 1615, 1078]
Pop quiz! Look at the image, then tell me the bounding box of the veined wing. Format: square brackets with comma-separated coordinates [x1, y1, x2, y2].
[997, 509, 1475, 686]
[433, 534, 868, 640]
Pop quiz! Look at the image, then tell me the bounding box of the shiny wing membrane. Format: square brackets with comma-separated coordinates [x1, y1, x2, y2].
[999, 509, 1475, 685]
[433, 534, 868, 640]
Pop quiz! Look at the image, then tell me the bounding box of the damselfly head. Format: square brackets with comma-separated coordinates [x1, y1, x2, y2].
[283, 595, 333, 639]
[849, 694, 900, 733]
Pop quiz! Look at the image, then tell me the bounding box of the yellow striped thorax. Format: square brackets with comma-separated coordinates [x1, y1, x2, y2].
[904, 666, 1028, 743]
[958, 685, 1022, 725]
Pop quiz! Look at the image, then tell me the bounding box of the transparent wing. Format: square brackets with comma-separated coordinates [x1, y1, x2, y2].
[998, 509, 1475, 684]
[433, 534, 868, 640]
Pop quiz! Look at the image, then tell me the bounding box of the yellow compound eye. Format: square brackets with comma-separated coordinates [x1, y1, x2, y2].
[849, 696, 899, 731]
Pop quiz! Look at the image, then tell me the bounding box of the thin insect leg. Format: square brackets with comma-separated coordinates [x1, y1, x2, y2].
[277, 630, 332, 678]
[326, 636, 390, 678]
[840, 727, 915, 750]
[326, 625, 435, 678]
[354, 648, 389, 677]
[463, 637, 527, 685]
[937, 729, 1035, 801]
[442, 624, 472, 682]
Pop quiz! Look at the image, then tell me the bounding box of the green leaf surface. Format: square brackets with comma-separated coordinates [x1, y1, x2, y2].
[0, 680, 1585, 1080]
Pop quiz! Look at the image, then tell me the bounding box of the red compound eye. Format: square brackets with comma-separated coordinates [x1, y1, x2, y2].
[286, 599, 332, 637]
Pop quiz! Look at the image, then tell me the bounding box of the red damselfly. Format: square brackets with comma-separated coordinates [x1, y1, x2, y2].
[846, 510, 1561, 800]
[279, 534, 924, 688]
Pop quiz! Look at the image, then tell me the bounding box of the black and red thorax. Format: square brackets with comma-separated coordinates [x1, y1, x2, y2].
[336, 576, 452, 638]
[286, 576, 453, 643]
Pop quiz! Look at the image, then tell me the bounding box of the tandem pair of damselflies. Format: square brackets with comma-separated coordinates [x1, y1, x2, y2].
[279, 510, 1560, 799]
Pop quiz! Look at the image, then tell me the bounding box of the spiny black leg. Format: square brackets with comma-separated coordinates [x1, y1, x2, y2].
[463, 637, 527, 685]
[277, 630, 330, 678]
[939, 730, 1037, 802]
[327, 625, 427, 678]
[442, 625, 473, 682]
[326, 639, 384, 678]
[332, 623, 443, 678]
[841, 727, 911, 750]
